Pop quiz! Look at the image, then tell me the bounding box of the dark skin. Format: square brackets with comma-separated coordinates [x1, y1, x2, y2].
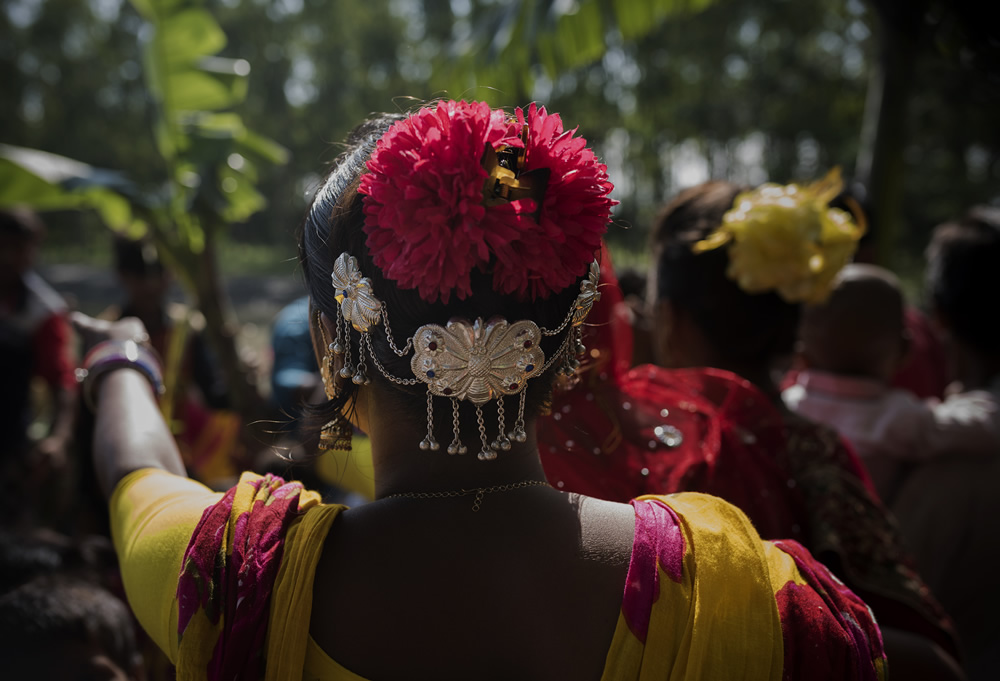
[82, 311, 636, 681]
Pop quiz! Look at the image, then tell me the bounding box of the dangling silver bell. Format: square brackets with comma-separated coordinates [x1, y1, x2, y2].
[352, 371, 366, 385]
[331, 341, 344, 355]
[477, 448, 497, 461]
[339, 364, 354, 379]
[508, 427, 528, 443]
[420, 436, 439, 451]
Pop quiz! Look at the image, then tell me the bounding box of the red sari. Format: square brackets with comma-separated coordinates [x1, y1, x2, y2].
[539, 252, 958, 659]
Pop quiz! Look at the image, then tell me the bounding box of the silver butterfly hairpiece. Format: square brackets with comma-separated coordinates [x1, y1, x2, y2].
[326, 252, 600, 460]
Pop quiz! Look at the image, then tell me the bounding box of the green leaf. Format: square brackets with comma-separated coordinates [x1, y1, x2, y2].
[558, 1, 605, 66]
[237, 131, 290, 165]
[176, 214, 205, 254]
[147, 0, 187, 17]
[122, 219, 150, 241]
[128, 0, 187, 21]
[141, 28, 166, 105]
[218, 167, 267, 223]
[183, 111, 246, 138]
[167, 70, 235, 111]
[128, 0, 157, 21]
[162, 9, 227, 66]
[81, 187, 134, 232]
[0, 158, 83, 210]
[0, 152, 141, 235]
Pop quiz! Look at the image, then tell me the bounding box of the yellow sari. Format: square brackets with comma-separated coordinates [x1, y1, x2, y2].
[111, 469, 886, 680]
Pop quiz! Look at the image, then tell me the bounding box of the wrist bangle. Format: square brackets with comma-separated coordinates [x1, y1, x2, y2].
[77, 339, 165, 412]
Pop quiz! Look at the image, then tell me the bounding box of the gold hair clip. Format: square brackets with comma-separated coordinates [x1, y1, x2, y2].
[481, 125, 550, 212]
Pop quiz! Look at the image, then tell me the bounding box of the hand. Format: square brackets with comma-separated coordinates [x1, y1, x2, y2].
[71, 312, 151, 355]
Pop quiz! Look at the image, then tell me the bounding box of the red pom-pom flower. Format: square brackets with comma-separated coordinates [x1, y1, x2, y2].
[358, 100, 616, 303]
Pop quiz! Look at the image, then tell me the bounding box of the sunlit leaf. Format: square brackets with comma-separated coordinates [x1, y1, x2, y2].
[559, 1, 605, 66]
[218, 167, 267, 223]
[0, 158, 83, 210]
[167, 70, 235, 111]
[176, 214, 205, 254]
[123, 219, 150, 241]
[0, 153, 140, 235]
[162, 9, 227, 66]
[82, 187, 134, 231]
[147, 0, 187, 17]
[184, 112, 246, 138]
[129, 0, 157, 21]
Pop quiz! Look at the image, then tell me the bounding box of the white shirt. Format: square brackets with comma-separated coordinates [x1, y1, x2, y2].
[782, 370, 1000, 501]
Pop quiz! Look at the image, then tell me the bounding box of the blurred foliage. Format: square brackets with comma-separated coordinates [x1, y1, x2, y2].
[1, 0, 997, 273]
[438, 0, 715, 103]
[0, 144, 136, 232]
[0, 0, 297, 414]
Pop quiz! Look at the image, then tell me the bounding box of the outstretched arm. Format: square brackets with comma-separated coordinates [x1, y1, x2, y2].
[74, 313, 186, 498]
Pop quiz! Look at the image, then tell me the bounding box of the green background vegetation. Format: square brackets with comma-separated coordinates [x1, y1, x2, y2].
[2, 0, 997, 408]
[4, 0, 998, 268]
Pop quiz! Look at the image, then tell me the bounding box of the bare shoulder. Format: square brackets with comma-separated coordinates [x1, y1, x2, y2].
[571, 494, 636, 566]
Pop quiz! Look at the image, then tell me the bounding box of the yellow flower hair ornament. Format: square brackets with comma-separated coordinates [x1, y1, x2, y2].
[692, 168, 865, 304]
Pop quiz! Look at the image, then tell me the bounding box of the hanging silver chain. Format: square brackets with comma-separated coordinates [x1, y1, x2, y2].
[381, 302, 414, 357]
[475, 404, 495, 461]
[338, 311, 355, 379]
[365, 333, 420, 386]
[538, 306, 575, 337]
[447, 397, 467, 454]
[493, 396, 511, 451]
[419, 388, 440, 450]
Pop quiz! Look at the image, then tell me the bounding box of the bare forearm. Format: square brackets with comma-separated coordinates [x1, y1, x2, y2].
[93, 369, 186, 499]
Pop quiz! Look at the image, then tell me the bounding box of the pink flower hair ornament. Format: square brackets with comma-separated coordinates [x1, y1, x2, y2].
[358, 100, 617, 303]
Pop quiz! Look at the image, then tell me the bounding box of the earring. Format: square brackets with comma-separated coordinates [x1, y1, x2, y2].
[316, 310, 353, 452]
[319, 417, 353, 452]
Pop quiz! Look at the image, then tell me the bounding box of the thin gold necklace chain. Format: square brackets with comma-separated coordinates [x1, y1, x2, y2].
[384, 479, 550, 512]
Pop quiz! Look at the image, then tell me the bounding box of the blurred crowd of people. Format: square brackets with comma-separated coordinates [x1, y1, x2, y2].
[1, 175, 997, 678]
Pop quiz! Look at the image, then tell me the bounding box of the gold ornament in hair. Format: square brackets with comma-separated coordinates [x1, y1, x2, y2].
[327, 251, 600, 460]
[316, 309, 353, 451]
[692, 167, 865, 304]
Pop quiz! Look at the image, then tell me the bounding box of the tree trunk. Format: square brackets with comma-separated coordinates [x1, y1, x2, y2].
[192, 227, 258, 418]
[855, 4, 920, 266]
